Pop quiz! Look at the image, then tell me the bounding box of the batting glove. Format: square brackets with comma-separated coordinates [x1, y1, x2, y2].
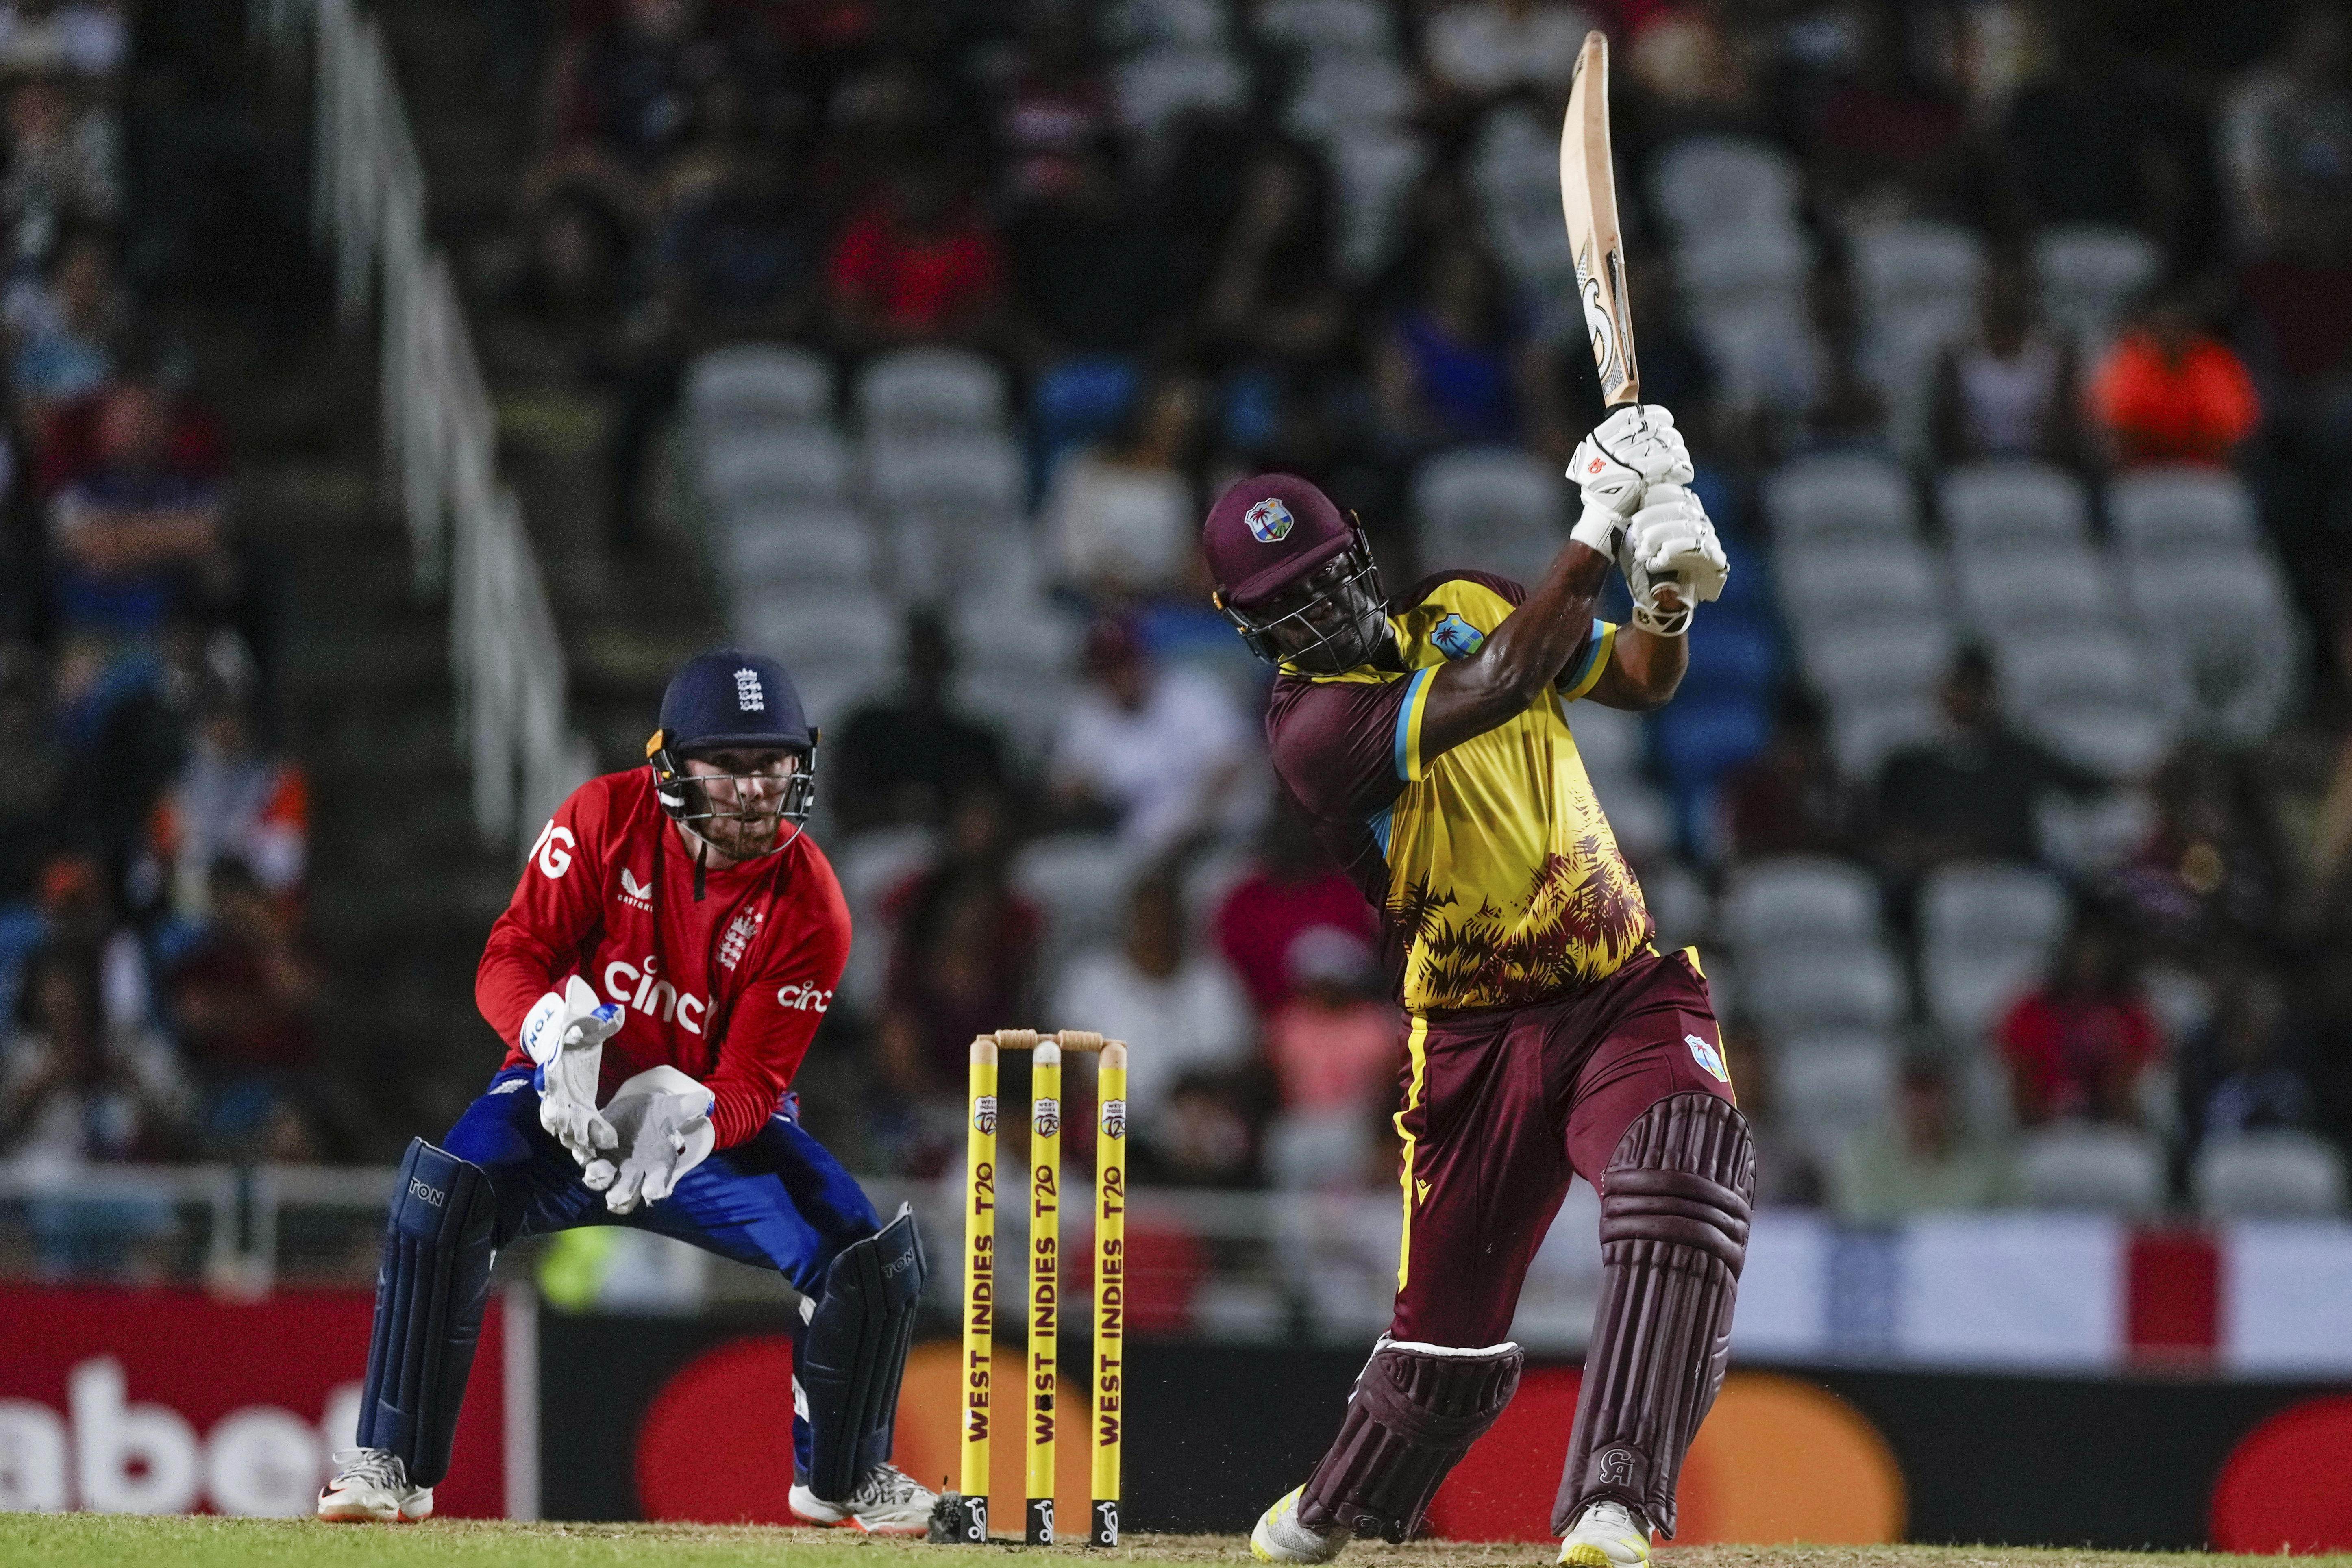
[1569, 404, 1695, 557]
[1619, 484, 1728, 637]
[522, 974, 624, 1167]
[585, 1064, 716, 1213]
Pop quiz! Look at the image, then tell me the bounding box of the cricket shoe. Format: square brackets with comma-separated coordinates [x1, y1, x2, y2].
[315, 1448, 433, 1523]
[1558, 1499, 1651, 1567]
[790, 1462, 937, 1535]
[1250, 1485, 1351, 1564]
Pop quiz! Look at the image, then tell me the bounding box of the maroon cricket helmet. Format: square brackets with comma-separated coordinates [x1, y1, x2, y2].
[1202, 472, 1356, 609]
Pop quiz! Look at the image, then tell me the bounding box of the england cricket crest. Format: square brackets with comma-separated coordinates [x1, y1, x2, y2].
[1033, 1097, 1061, 1137]
[974, 1095, 998, 1136]
[1101, 1098, 1127, 1141]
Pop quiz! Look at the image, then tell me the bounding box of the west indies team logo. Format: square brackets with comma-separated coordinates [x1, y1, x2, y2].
[973, 1095, 998, 1136]
[1431, 612, 1485, 659]
[1033, 1097, 1061, 1138]
[1686, 1033, 1730, 1084]
[1101, 1098, 1127, 1140]
[1245, 496, 1294, 542]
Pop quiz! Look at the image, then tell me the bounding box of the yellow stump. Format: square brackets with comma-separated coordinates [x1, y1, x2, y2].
[1026, 1040, 1062, 1545]
[1091, 1041, 1127, 1547]
[949, 1036, 997, 1545]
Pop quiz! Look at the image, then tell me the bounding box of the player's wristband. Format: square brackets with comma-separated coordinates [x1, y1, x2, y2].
[1569, 500, 1624, 557]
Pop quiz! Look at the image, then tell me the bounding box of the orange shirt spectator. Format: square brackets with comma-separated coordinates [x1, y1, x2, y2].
[2088, 290, 2261, 466]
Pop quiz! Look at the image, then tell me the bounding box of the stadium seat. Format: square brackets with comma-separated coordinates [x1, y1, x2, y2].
[1675, 221, 1814, 320]
[2194, 1131, 2349, 1218]
[1739, 945, 1907, 1033]
[685, 345, 833, 432]
[1328, 129, 1429, 280]
[701, 426, 852, 512]
[2108, 466, 2261, 557]
[865, 431, 1026, 515]
[1113, 49, 1248, 137]
[1014, 833, 1141, 967]
[2018, 696, 2175, 779]
[1413, 447, 1565, 581]
[1255, 0, 1394, 57]
[1831, 694, 1939, 778]
[1952, 548, 2116, 635]
[829, 825, 942, 1013]
[2015, 1125, 2165, 1214]
[1687, 303, 1815, 414]
[1996, 626, 2150, 712]
[1919, 864, 2069, 1040]
[1649, 136, 1803, 239]
[1101, 0, 1231, 51]
[1687, 611, 1780, 698]
[1721, 857, 1882, 952]
[1851, 218, 1986, 323]
[1771, 1033, 1897, 1131]
[1650, 690, 1771, 802]
[1936, 461, 2091, 551]
[1763, 454, 1919, 547]
[1284, 53, 1413, 140]
[854, 349, 1010, 437]
[1799, 622, 1955, 703]
[1776, 538, 1944, 626]
[1587, 773, 1674, 863]
[2032, 223, 2162, 351]
[720, 505, 880, 590]
[738, 588, 898, 677]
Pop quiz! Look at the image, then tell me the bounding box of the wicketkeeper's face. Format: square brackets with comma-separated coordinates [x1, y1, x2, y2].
[682, 749, 798, 859]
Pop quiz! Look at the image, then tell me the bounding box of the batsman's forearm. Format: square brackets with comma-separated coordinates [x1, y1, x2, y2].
[1419, 541, 1614, 755]
[1603, 625, 1688, 709]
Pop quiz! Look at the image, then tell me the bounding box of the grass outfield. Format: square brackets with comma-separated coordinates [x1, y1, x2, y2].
[3, 1519, 2348, 1568]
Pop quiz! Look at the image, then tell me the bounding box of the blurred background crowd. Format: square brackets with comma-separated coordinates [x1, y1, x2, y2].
[8, 0, 2352, 1286]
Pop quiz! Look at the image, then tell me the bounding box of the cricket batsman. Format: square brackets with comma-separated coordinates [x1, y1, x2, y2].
[1205, 405, 1744, 1568]
[316, 649, 934, 1533]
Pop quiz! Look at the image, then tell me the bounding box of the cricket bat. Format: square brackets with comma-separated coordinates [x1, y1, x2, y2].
[1560, 31, 1639, 408]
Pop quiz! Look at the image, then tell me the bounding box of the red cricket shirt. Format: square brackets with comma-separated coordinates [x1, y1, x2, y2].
[478, 768, 851, 1149]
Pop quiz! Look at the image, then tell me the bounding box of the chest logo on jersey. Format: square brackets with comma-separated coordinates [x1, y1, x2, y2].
[1245, 497, 1293, 542]
[1686, 1033, 1730, 1084]
[718, 909, 764, 970]
[1430, 613, 1485, 660]
[601, 954, 707, 1036]
[619, 868, 654, 911]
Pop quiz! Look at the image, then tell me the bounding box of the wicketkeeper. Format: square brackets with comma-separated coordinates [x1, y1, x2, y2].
[1204, 406, 1747, 1568]
[317, 649, 933, 1532]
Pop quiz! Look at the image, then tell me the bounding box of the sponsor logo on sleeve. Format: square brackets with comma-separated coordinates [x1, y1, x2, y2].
[530, 820, 575, 878]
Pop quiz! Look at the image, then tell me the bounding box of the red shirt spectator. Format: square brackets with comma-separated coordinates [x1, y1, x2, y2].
[826, 163, 1003, 347]
[1214, 799, 1379, 1015]
[1997, 911, 2163, 1125]
[2089, 288, 2261, 467]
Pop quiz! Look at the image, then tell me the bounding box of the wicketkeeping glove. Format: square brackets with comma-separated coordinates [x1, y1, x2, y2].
[1568, 404, 1695, 557]
[585, 1063, 716, 1214]
[522, 975, 624, 1167]
[1619, 484, 1729, 637]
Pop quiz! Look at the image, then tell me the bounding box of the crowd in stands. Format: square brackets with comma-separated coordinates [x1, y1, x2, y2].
[476, 0, 2352, 1224]
[0, 1, 330, 1272]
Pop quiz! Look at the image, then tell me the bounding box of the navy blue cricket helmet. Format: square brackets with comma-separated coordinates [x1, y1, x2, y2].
[645, 648, 819, 833]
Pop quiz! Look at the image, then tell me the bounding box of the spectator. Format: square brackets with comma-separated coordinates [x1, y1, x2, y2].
[492, 191, 630, 380]
[530, 0, 749, 230]
[2, 948, 187, 1204]
[140, 670, 307, 922]
[1764, 257, 1888, 454]
[47, 376, 234, 638]
[2218, 4, 2352, 257]
[1008, 147, 1173, 365]
[1371, 241, 1567, 459]
[1048, 617, 1257, 858]
[873, 785, 1041, 1131]
[1930, 254, 2084, 467]
[645, 74, 820, 346]
[1422, 0, 1594, 102]
[1052, 872, 1254, 1142]
[34, 848, 150, 1037]
[1832, 1055, 2014, 1222]
[2106, 745, 2275, 953]
[0, 640, 60, 907]
[1717, 1024, 1826, 1207]
[995, 24, 1114, 209]
[1040, 370, 1203, 600]
[1804, 5, 1973, 220]
[0, 69, 117, 277]
[1127, 1068, 1263, 1188]
[1719, 687, 1871, 861]
[0, 1, 127, 79]
[164, 860, 322, 1158]
[2000, 17, 2210, 252]
[4, 220, 119, 418]
[1261, 925, 1396, 1120]
[825, 158, 1005, 352]
[1997, 905, 2164, 1127]
[829, 608, 1006, 835]
[1197, 141, 1351, 376]
[1213, 792, 1379, 1016]
[1877, 647, 2106, 872]
[2178, 951, 2320, 1150]
[2088, 279, 2261, 468]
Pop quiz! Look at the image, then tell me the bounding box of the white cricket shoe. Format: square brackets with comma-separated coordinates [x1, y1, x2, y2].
[790, 1462, 937, 1535]
[1250, 1484, 1350, 1564]
[315, 1447, 433, 1523]
[1558, 1499, 1651, 1567]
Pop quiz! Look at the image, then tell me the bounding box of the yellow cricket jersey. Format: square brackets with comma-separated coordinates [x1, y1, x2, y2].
[1263, 570, 1654, 1013]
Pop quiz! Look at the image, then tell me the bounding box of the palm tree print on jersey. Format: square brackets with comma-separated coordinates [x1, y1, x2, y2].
[1390, 835, 1653, 1008]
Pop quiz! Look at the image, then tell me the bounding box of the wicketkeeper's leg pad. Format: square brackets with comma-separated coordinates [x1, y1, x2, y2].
[357, 1137, 498, 1487]
[1297, 1337, 1523, 1543]
[799, 1202, 927, 1501]
[1553, 1091, 1754, 1538]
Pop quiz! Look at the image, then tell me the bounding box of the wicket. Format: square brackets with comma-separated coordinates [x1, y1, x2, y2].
[933, 1028, 1127, 1548]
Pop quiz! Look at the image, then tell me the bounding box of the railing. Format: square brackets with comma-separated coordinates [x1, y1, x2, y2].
[261, 0, 592, 848]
